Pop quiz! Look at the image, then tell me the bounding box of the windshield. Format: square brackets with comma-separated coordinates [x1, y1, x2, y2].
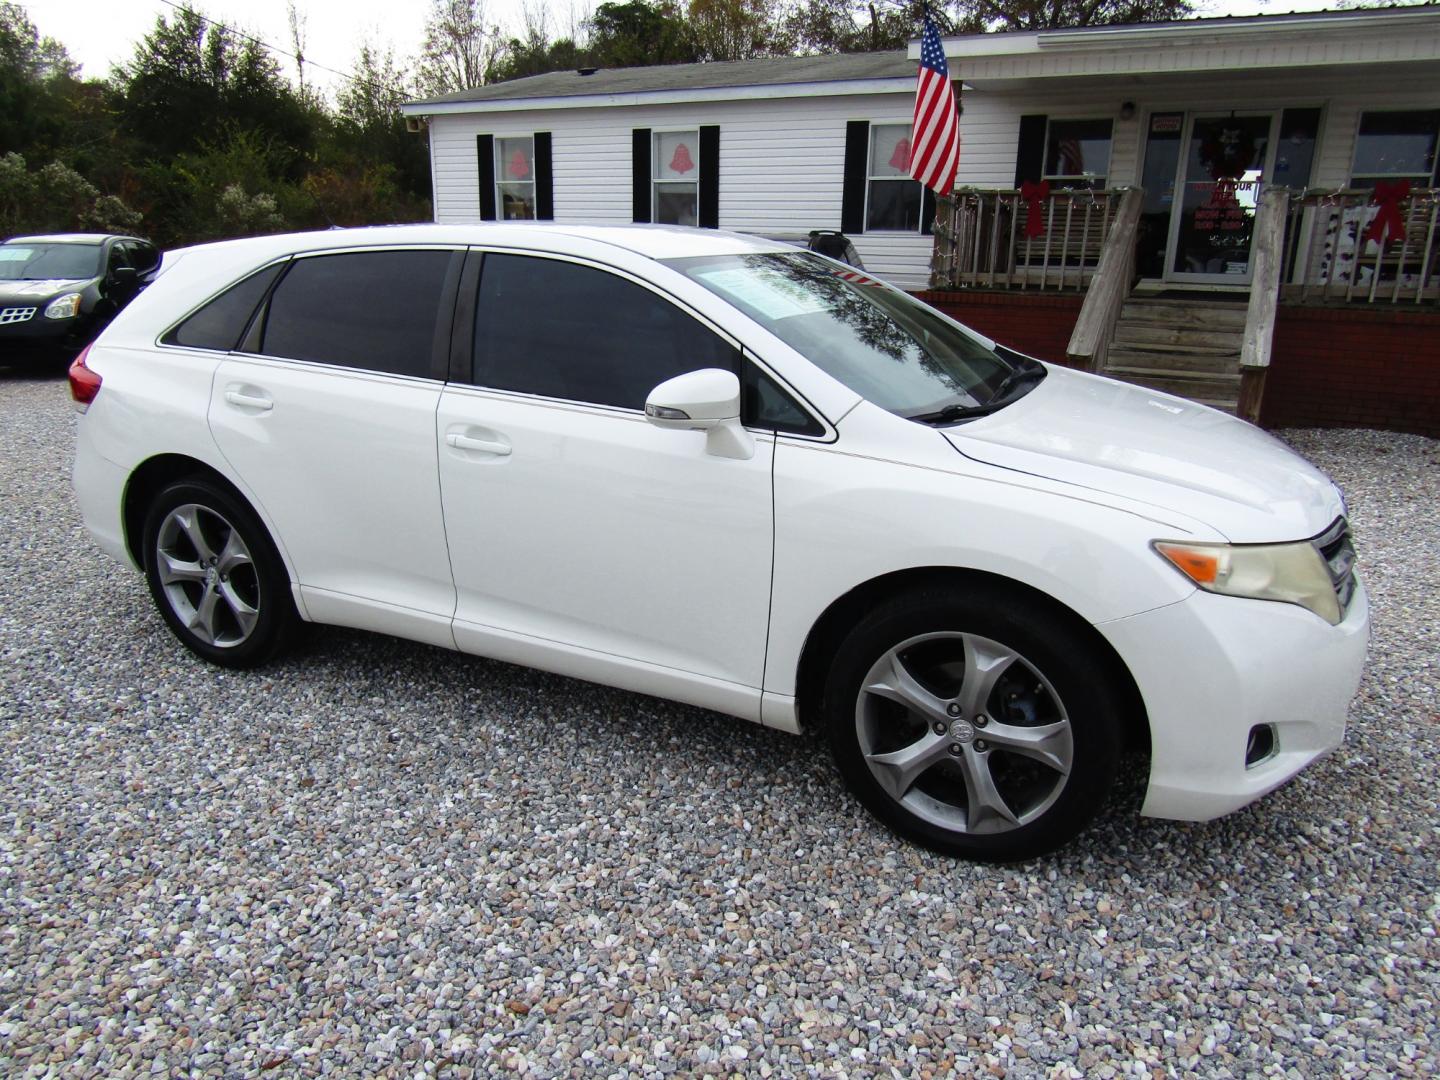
[666, 251, 1039, 421]
[0, 243, 103, 282]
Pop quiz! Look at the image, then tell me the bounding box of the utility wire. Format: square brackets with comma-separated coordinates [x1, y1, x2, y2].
[144, 0, 411, 101]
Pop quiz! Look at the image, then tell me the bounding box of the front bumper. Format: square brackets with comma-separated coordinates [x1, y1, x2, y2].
[0, 313, 94, 355]
[1098, 579, 1369, 821]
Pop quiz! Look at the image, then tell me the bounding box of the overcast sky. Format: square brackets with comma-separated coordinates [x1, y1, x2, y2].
[23, 0, 1350, 98]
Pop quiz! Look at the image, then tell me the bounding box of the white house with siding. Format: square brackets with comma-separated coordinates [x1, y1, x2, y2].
[402, 6, 1440, 293]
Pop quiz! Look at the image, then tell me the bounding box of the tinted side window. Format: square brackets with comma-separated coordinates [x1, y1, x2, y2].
[472, 254, 740, 409]
[262, 250, 452, 378]
[163, 263, 286, 352]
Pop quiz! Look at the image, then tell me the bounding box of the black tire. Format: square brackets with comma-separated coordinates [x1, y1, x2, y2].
[823, 584, 1123, 861]
[141, 478, 297, 668]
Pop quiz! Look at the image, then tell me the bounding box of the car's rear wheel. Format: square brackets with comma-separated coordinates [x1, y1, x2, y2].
[141, 479, 296, 668]
[823, 585, 1122, 861]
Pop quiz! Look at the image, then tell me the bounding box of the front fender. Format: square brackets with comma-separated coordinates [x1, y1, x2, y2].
[763, 437, 1204, 699]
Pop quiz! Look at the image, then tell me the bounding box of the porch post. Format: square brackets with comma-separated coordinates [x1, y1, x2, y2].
[1238, 187, 1290, 424]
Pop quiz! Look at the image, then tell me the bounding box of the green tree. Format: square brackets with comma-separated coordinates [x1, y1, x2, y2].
[417, 0, 503, 94]
[113, 5, 312, 170]
[588, 1, 701, 68]
[0, 153, 142, 236]
[959, 0, 1191, 30]
[488, 33, 591, 82]
[787, 0, 1193, 54]
[0, 2, 80, 162]
[688, 0, 792, 60]
[332, 42, 431, 202]
[487, 6, 596, 84]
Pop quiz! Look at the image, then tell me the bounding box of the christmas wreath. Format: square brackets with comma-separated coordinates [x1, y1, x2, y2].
[1198, 125, 1256, 182]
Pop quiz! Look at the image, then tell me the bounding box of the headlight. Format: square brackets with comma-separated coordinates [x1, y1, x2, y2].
[1153, 539, 1340, 625]
[44, 293, 83, 320]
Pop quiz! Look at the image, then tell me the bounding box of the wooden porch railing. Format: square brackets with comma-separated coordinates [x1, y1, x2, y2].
[1065, 188, 1143, 372]
[930, 188, 1131, 291]
[1281, 186, 1440, 305]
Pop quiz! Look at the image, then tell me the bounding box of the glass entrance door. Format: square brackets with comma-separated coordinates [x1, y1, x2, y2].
[1164, 114, 1278, 284]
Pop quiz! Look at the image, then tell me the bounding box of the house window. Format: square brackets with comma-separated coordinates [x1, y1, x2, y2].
[653, 130, 699, 226]
[495, 136, 537, 219]
[1044, 118, 1112, 189]
[866, 123, 923, 232]
[1350, 110, 1439, 188]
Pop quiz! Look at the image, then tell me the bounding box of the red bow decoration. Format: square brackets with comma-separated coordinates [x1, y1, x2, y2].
[888, 137, 911, 172]
[506, 148, 530, 179]
[1020, 180, 1050, 239]
[668, 143, 695, 175]
[1364, 179, 1411, 247]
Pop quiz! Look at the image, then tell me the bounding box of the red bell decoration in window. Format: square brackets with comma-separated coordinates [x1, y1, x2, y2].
[888, 137, 911, 172]
[668, 143, 695, 175]
[507, 149, 531, 180]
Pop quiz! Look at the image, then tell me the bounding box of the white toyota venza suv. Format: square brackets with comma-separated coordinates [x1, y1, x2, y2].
[70, 225, 1368, 860]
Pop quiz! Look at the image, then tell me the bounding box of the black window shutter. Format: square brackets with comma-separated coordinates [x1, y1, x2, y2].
[534, 131, 554, 220]
[1014, 115, 1048, 187]
[699, 125, 720, 229]
[632, 128, 652, 223]
[477, 134, 496, 221]
[841, 120, 869, 235]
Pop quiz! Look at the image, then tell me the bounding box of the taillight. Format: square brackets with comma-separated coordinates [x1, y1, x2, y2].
[68, 344, 102, 412]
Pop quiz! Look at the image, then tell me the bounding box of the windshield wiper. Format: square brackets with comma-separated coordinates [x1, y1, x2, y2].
[910, 363, 1046, 425]
[987, 362, 1046, 404]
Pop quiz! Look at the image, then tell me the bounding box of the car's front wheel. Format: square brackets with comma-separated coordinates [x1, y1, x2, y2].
[824, 585, 1123, 861]
[141, 479, 296, 668]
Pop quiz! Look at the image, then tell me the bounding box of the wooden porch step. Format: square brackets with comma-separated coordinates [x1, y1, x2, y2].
[1111, 323, 1243, 353]
[1105, 347, 1242, 374]
[1119, 300, 1248, 329]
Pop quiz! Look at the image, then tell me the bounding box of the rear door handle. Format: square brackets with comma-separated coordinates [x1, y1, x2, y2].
[446, 432, 511, 456]
[224, 390, 273, 412]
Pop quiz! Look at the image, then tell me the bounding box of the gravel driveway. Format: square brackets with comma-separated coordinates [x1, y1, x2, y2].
[1, 371, 1435, 1078]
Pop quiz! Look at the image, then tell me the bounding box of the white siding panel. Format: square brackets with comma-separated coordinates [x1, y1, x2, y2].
[427, 92, 938, 288]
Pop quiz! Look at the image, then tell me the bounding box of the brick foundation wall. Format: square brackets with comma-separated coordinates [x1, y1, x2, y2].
[912, 289, 1440, 437]
[912, 290, 1086, 367]
[1260, 306, 1440, 438]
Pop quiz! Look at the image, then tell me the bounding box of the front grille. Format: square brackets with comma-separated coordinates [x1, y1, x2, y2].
[0, 306, 37, 325]
[1314, 517, 1357, 613]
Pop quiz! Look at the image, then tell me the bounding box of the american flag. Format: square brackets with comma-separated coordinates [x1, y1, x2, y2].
[909, 13, 960, 196]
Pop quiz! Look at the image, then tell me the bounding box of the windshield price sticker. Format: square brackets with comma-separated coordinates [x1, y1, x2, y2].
[693, 267, 831, 321]
[0, 249, 33, 261]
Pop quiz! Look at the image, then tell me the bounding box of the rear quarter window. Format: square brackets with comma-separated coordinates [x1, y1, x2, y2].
[162, 262, 286, 352]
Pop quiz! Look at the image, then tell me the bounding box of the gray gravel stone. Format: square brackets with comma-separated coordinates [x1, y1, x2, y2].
[1, 371, 1436, 1077]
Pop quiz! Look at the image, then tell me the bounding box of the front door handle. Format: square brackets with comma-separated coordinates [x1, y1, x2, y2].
[224, 389, 273, 411]
[446, 432, 511, 456]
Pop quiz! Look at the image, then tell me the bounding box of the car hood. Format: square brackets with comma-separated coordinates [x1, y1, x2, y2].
[943, 366, 1344, 543]
[0, 278, 91, 304]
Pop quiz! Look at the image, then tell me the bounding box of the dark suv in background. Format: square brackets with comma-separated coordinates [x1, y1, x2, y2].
[0, 233, 161, 367]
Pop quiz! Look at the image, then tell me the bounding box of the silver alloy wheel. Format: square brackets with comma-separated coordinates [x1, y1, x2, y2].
[854, 631, 1074, 835]
[154, 503, 260, 648]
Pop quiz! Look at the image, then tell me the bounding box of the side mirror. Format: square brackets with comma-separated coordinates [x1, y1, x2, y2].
[644, 368, 754, 460]
[111, 266, 138, 288]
